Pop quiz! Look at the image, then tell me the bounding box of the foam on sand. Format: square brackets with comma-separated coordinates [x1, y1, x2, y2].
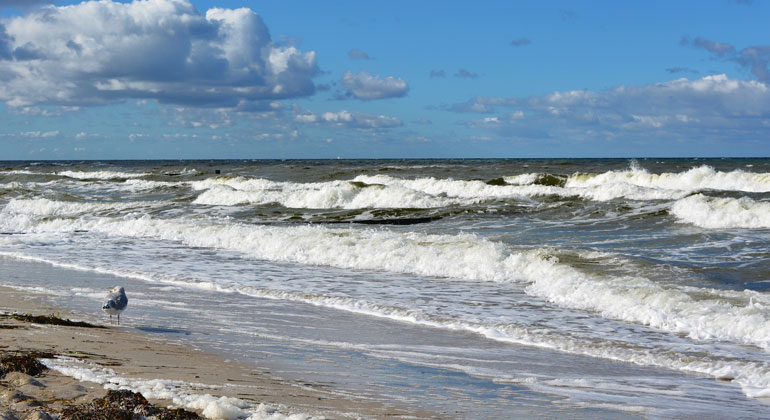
[42, 357, 315, 420]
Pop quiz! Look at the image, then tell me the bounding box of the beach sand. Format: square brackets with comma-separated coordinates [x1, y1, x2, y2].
[0, 284, 440, 420]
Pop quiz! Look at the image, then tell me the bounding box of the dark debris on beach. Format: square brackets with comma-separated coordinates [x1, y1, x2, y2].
[1, 332, 204, 420]
[0, 351, 53, 378]
[60, 389, 203, 420]
[1, 312, 105, 328]
[1, 350, 204, 420]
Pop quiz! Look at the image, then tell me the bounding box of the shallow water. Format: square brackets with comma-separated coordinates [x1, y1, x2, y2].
[2, 158, 770, 418]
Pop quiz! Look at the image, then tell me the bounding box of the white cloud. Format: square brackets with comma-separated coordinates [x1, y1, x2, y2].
[0, 0, 317, 108]
[294, 108, 402, 129]
[341, 70, 408, 100]
[0, 23, 10, 60]
[456, 74, 770, 142]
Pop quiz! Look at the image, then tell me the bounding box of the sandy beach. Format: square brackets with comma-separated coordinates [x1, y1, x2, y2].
[0, 284, 440, 420]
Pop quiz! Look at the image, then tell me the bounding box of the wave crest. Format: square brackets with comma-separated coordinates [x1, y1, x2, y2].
[672, 194, 770, 229]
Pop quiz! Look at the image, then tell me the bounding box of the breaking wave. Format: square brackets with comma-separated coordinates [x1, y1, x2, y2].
[4, 200, 770, 354]
[191, 177, 467, 209]
[671, 194, 770, 229]
[55, 170, 150, 180]
[566, 165, 770, 193]
[3, 198, 157, 217]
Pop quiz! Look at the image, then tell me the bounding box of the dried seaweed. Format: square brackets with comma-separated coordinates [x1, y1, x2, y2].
[0, 351, 53, 377]
[1, 313, 104, 328]
[61, 389, 203, 420]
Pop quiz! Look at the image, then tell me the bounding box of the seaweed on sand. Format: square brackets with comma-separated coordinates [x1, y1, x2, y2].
[1, 313, 105, 328]
[60, 389, 203, 420]
[0, 351, 54, 378]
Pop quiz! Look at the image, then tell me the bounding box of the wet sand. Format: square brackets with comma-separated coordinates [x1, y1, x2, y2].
[0, 284, 440, 420]
[0, 255, 645, 420]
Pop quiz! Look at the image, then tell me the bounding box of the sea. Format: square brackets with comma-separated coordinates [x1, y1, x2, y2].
[1, 158, 770, 419]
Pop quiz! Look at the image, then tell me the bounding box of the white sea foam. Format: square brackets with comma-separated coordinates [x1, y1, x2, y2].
[566, 165, 770, 193]
[7, 196, 770, 397]
[124, 179, 184, 190]
[6, 243, 770, 400]
[42, 357, 314, 420]
[189, 173, 682, 208]
[502, 173, 539, 185]
[671, 194, 770, 229]
[5, 203, 770, 353]
[3, 198, 155, 217]
[66, 164, 767, 210]
[0, 169, 43, 176]
[191, 177, 466, 208]
[353, 174, 685, 202]
[0, 181, 24, 190]
[56, 170, 150, 180]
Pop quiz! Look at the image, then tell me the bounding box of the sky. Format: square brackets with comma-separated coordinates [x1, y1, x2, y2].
[0, 0, 769, 159]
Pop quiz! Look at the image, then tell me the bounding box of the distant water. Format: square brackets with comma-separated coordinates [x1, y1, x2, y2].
[2, 158, 770, 418]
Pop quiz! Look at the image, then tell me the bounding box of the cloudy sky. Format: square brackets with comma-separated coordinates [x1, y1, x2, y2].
[1, 0, 769, 159]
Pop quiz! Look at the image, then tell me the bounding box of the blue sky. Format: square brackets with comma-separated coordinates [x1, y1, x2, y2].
[0, 0, 769, 159]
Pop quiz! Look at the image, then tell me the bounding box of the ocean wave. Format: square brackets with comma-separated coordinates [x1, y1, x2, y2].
[190, 177, 474, 208]
[671, 194, 770, 229]
[566, 165, 770, 193]
[5, 205, 770, 354]
[3, 198, 156, 217]
[353, 174, 685, 202]
[56, 170, 151, 180]
[4, 244, 770, 397]
[187, 172, 685, 209]
[124, 179, 186, 191]
[0, 169, 150, 180]
[226, 287, 770, 402]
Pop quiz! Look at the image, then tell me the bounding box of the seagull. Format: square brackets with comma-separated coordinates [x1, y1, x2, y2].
[102, 286, 128, 325]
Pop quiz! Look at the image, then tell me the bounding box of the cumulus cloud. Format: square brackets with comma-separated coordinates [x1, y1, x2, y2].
[341, 70, 408, 100]
[348, 49, 371, 60]
[683, 36, 770, 83]
[294, 107, 402, 130]
[0, 23, 11, 60]
[0, 0, 318, 108]
[452, 74, 770, 142]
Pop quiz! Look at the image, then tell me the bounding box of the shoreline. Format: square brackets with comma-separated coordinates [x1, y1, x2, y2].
[0, 284, 441, 420]
[0, 255, 651, 420]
